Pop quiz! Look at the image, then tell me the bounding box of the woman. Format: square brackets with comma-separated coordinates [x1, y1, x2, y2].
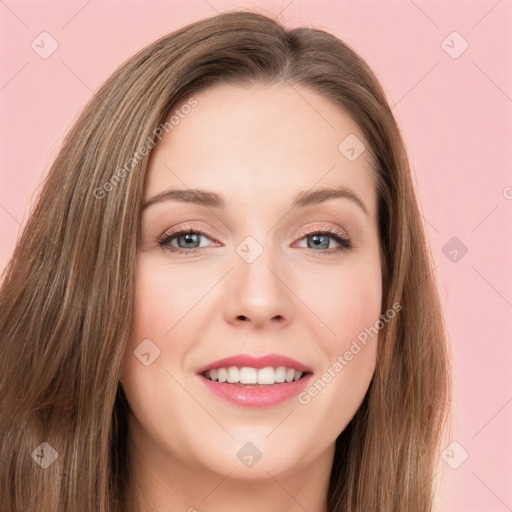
[0, 10, 451, 512]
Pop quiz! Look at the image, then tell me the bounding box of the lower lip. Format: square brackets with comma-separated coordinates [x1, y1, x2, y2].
[197, 373, 313, 408]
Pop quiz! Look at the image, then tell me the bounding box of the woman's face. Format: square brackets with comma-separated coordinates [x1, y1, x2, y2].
[120, 82, 382, 489]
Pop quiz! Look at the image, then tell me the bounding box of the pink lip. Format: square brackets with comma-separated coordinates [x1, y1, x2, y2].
[195, 353, 313, 375]
[197, 373, 313, 408]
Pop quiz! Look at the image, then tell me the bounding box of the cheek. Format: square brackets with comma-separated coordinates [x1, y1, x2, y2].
[128, 258, 196, 343]
[301, 262, 381, 402]
[122, 255, 209, 385]
[130, 280, 167, 342]
[121, 261, 174, 383]
[307, 262, 382, 348]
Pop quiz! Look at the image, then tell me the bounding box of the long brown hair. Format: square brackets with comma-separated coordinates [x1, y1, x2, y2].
[0, 9, 451, 511]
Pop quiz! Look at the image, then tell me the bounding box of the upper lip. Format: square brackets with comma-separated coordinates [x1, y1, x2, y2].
[196, 353, 313, 375]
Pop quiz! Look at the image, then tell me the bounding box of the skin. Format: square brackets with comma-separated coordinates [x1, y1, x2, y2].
[120, 81, 382, 512]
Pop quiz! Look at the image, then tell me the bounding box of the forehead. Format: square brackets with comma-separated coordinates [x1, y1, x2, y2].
[144, 82, 377, 220]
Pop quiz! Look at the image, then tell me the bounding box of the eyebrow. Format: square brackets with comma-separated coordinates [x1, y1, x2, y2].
[142, 185, 369, 216]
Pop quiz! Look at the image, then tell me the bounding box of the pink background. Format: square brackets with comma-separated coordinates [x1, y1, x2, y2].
[1, 1, 511, 509]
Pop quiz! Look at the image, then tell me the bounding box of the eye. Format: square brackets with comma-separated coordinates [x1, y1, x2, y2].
[294, 226, 353, 255]
[157, 224, 353, 256]
[158, 224, 219, 255]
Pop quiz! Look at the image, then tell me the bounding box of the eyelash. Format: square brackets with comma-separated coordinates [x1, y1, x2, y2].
[157, 224, 353, 256]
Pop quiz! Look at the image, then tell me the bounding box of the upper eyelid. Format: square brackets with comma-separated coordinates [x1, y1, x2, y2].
[159, 224, 219, 242]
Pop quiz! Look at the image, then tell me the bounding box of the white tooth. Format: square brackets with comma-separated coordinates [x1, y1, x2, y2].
[285, 368, 295, 382]
[275, 366, 287, 383]
[293, 370, 303, 381]
[257, 367, 277, 385]
[209, 369, 218, 381]
[217, 368, 227, 383]
[240, 367, 257, 384]
[227, 366, 240, 383]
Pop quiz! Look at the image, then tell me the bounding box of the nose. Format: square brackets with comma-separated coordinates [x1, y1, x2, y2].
[223, 245, 295, 329]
